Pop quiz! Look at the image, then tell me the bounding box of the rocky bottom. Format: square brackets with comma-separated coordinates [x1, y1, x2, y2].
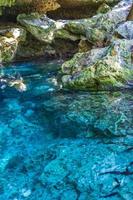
[0, 60, 133, 200]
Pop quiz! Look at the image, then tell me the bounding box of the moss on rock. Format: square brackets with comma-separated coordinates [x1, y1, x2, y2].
[0, 26, 26, 62]
[61, 39, 133, 90]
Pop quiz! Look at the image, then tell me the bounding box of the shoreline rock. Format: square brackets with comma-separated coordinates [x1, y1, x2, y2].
[0, 26, 26, 63]
[61, 39, 133, 90]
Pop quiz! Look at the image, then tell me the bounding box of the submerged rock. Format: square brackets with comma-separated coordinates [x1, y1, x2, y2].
[39, 138, 133, 199]
[0, 74, 27, 92]
[0, 59, 133, 200]
[61, 39, 133, 90]
[1, 136, 133, 200]
[8, 78, 27, 92]
[43, 91, 133, 137]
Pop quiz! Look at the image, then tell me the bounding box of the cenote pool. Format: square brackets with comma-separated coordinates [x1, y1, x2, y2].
[0, 60, 133, 200]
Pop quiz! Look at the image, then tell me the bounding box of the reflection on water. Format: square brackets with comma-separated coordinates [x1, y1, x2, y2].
[0, 60, 133, 200]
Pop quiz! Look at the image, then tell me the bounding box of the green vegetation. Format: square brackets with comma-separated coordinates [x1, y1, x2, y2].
[0, 0, 16, 7]
[0, 0, 16, 15]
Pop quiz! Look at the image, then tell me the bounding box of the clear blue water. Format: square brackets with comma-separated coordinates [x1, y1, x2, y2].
[0, 60, 133, 200]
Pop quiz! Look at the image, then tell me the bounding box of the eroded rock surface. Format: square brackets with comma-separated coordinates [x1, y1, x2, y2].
[0, 26, 26, 62]
[115, 21, 133, 39]
[42, 91, 133, 137]
[39, 138, 133, 200]
[17, 0, 132, 45]
[17, 13, 81, 43]
[16, 0, 133, 72]
[61, 39, 133, 90]
[2, 0, 60, 16]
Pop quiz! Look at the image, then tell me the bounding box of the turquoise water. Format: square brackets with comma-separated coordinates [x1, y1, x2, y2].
[0, 60, 133, 200]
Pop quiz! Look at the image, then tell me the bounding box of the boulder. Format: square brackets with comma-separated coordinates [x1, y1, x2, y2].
[17, 13, 82, 45]
[17, 1, 132, 46]
[64, 0, 133, 45]
[0, 22, 79, 62]
[17, 13, 64, 43]
[61, 39, 133, 90]
[0, 26, 26, 62]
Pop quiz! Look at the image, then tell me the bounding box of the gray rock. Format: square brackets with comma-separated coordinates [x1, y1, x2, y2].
[0, 26, 26, 63]
[115, 21, 133, 39]
[61, 39, 133, 90]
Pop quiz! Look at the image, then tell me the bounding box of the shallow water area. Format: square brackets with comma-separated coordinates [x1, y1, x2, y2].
[0, 60, 133, 200]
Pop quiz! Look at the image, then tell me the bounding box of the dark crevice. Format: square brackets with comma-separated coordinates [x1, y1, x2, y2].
[100, 192, 118, 198]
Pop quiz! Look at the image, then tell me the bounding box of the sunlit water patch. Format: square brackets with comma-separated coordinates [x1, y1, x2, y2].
[0, 60, 133, 200]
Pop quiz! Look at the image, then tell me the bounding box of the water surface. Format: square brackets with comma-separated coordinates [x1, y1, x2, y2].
[0, 60, 133, 200]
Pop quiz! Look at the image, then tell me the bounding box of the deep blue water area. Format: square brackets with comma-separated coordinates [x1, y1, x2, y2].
[0, 60, 133, 200]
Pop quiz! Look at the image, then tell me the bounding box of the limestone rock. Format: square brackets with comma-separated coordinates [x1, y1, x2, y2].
[128, 4, 133, 20]
[0, 26, 26, 62]
[17, 13, 81, 43]
[78, 39, 92, 53]
[115, 21, 133, 39]
[2, 0, 60, 16]
[17, 1, 132, 46]
[62, 0, 132, 45]
[61, 39, 133, 90]
[17, 13, 58, 43]
[96, 3, 111, 14]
